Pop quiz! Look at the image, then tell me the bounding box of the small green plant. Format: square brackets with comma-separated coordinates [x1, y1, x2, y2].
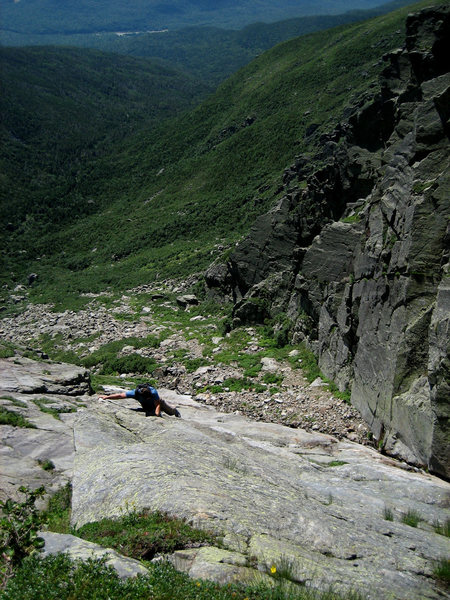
[223, 456, 248, 475]
[262, 373, 284, 385]
[433, 558, 450, 586]
[401, 509, 422, 528]
[0, 406, 36, 429]
[267, 554, 298, 583]
[383, 507, 394, 521]
[324, 380, 351, 404]
[0, 486, 45, 588]
[324, 461, 348, 468]
[184, 357, 210, 373]
[75, 509, 216, 561]
[340, 213, 360, 224]
[433, 518, 450, 537]
[412, 180, 433, 195]
[0, 346, 15, 359]
[37, 459, 55, 471]
[32, 398, 76, 420]
[42, 483, 72, 534]
[1, 397, 27, 408]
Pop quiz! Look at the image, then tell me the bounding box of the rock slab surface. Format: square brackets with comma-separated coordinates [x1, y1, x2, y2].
[40, 532, 148, 578]
[71, 389, 450, 600]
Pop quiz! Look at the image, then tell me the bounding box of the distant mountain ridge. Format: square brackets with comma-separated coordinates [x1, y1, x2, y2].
[0, 0, 415, 86]
[0, 0, 405, 35]
[0, 46, 209, 247]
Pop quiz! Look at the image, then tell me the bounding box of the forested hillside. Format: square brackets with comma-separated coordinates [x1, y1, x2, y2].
[0, 46, 209, 255]
[1, 0, 446, 309]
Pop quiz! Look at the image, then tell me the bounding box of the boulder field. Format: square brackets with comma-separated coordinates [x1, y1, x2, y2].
[1, 357, 449, 599]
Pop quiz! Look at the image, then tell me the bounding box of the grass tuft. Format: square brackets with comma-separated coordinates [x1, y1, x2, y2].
[75, 510, 216, 561]
[32, 398, 76, 420]
[401, 509, 422, 528]
[0, 406, 36, 428]
[433, 558, 450, 586]
[43, 483, 72, 534]
[383, 507, 394, 522]
[37, 459, 55, 471]
[433, 518, 450, 537]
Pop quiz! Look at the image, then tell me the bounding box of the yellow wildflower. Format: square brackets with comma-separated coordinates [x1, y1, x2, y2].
[270, 565, 277, 574]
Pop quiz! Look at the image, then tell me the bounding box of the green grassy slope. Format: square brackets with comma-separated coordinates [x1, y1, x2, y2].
[2, 0, 447, 307]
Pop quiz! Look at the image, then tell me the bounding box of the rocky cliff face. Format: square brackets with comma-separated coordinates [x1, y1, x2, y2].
[205, 6, 450, 478]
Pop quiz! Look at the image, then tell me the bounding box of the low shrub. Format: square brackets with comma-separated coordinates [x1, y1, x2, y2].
[0, 407, 36, 429]
[0, 486, 45, 589]
[0, 346, 15, 359]
[2, 553, 365, 600]
[75, 510, 215, 561]
[262, 373, 284, 385]
[42, 483, 72, 534]
[184, 357, 210, 373]
[100, 354, 158, 376]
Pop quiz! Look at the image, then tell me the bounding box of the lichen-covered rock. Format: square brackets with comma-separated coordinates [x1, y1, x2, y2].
[40, 532, 148, 578]
[2, 358, 449, 598]
[205, 6, 450, 477]
[1, 356, 92, 395]
[0, 358, 92, 502]
[169, 546, 263, 585]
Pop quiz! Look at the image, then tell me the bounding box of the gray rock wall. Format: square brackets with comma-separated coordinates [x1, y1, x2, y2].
[205, 6, 450, 477]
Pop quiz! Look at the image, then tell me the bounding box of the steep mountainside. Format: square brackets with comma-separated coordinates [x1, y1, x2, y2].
[0, 46, 209, 251]
[2, 0, 441, 307]
[206, 5, 450, 478]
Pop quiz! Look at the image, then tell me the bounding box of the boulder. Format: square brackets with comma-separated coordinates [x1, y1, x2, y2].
[176, 295, 199, 309]
[40, 532, 148, 579]
[0, 358, 92, 502]
[0, 357, 92, 396]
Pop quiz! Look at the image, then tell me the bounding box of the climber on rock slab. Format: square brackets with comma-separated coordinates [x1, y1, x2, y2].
[98, 383, 181, 418]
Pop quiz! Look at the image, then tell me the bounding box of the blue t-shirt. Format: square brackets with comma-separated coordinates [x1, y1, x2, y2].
[126, 387, 159, 400]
